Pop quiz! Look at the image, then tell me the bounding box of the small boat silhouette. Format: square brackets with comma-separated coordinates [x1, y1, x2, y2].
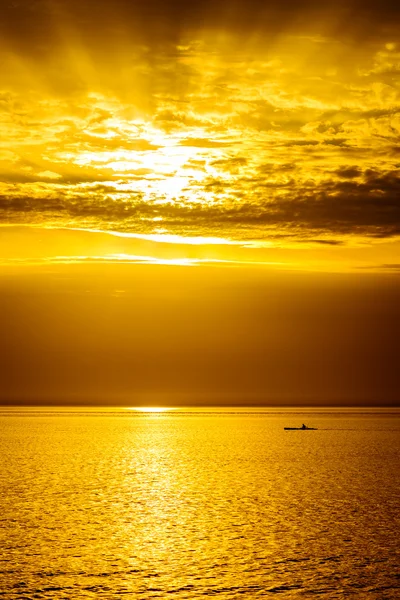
[284, 424, 317, 430]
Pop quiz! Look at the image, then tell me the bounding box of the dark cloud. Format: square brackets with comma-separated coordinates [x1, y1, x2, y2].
[281, 140, 350, 149]
[1, 170, 399, 239]
[335, 166, 362, 179]
[2, 0, 400, 53]
[323, 139, 350, 148]
[211, 157, 248, 172]
[281, 140, 319, 147]
[0, 170, 117, 185]
[258, 163, 296, 174]
[309, 239, 344, 245]
[362, 108, 400, 119]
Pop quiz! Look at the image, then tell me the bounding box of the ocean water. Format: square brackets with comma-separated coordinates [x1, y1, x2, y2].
[0, 407, 399, 599]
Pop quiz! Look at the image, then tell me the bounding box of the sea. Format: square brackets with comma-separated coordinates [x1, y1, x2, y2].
[1, 407, 399, 599]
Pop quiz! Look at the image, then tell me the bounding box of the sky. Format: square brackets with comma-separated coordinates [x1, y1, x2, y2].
[0, 0, 399, 405]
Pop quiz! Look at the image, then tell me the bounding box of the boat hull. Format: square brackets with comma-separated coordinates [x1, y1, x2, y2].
[284, 427, 317, 430]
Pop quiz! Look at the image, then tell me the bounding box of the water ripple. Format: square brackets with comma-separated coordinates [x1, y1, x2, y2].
[1, 409, 399, 599]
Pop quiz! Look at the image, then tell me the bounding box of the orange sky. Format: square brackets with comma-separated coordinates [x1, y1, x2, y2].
[0, 0, 399, 405]
[1, 262, 399, 406]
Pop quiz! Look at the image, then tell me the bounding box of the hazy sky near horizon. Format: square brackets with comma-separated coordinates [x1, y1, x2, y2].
[1, 264, 399, 406]
[1, 0, 399, 405]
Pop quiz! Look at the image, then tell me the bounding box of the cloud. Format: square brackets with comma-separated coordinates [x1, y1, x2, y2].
[0, 0, 399, 249]
[377, 263, 400, 269]
[309, 239, 344, 246]
[335, 167, 362, 179]
[1, 169, 399, 241]
[257, 163, 296, 174]
[71, 135, 160, 152]
[211, 157, 248, 171]
[154, 110, 214, 131]
[358, 263, 400, 271]
[2, 1, 400, 54]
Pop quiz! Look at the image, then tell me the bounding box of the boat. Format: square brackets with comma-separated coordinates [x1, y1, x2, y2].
[284, 424, 317, 430]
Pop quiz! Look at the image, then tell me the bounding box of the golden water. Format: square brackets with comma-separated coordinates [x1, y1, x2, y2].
[1, 408, 399, 598]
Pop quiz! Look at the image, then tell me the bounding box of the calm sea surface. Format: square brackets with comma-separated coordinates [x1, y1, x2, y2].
[1, 407, 399, 599]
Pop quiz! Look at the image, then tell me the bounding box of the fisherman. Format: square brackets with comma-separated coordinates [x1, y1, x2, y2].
[301, 424, 307, 429]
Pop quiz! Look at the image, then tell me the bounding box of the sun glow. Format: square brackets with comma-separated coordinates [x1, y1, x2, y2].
[129, 407, 175, 413]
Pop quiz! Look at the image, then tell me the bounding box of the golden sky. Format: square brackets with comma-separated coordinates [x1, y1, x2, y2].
[0, 0, 399, 405]
[0, 0, 400, 269]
